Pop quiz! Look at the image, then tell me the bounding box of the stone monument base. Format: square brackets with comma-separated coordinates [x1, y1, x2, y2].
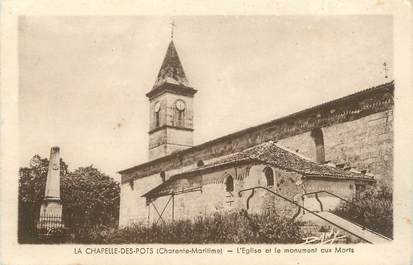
[38, 197, 64, 230]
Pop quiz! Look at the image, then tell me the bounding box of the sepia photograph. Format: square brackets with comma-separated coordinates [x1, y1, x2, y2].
[16, 15, 395, 245]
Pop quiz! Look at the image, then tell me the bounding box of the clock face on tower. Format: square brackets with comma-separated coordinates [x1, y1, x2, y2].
[154, 102, 161, 113]
[175, 100, 186, 111]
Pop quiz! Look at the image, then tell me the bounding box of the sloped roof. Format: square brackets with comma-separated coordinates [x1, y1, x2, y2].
[143, 141, 375, 199]
[152, 41, 190, 89]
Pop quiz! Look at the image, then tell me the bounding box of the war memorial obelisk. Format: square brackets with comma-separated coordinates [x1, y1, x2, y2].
[38, 146, 63, 227]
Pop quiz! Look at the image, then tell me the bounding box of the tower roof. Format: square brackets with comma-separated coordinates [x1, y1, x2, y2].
[152, 41, 190, 89]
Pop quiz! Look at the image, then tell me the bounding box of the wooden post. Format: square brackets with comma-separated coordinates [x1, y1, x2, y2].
[148, 202, 150, 226]
[172, 194, 175, 221]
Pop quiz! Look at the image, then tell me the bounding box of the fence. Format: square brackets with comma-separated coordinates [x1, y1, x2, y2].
[37, 214, 65, 230]
[19, 213, 76, 243]
[19, 211, 118, 244]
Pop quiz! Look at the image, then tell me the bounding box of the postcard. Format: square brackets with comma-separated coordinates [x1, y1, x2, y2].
[1, 1, 412, 264]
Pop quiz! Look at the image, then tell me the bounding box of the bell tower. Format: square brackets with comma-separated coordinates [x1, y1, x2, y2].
[146, 40, 197, 160]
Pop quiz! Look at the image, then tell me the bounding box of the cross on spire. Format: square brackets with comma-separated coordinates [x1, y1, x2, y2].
[170, 21, 176, 40]
[383, 62, 389, 79]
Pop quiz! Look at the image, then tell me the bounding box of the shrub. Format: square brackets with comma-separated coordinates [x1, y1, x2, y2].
[77, 210, 304, 244]
[332, 185, 393, 238]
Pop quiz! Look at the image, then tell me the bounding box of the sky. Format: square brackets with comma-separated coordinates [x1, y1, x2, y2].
[18, 16, 393, 181]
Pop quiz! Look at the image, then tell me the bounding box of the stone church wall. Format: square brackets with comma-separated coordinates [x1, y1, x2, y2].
[148, 128, 195, 159]
[278, 109, 393, 186]
[165, 128, 194, 153]
[148, 93, 168, 131]
[148, 130, 167, 160]
[302, 179, 356, 212]
[145, 168, 238, 224]
[119, 173, 163, 227]
[164, 93, 194, 129]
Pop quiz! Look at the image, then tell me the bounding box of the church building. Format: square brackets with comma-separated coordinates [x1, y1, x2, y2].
[118, 39, 394, 228]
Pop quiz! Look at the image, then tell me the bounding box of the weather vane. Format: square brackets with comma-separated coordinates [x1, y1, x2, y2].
[170, 20, 176, 40]
[383, 62, 389, 79]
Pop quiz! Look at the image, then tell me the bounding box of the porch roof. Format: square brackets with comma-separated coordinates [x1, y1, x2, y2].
[143, 141, 375, 199]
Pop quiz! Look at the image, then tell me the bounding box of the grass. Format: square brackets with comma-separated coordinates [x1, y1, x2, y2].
[70, 210, 304, 244]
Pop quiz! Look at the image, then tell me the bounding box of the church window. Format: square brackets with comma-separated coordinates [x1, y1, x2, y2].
[175, 100, 186, 127]
[155, 112, 160, 127]
[225, 175, 234, 192]
[177, 110, 184, 126]
[154, 102, 161, 127]
[263, 167, 274, 187]
[311, 128, 325, 163]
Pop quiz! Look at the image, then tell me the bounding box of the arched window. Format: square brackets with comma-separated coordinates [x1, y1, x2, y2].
[225, 175, 234, 192]
[177, 110, 184, 127]
[155, 112, 160, 127]
[263, 167, 274, 187]
[311, 128, 325, 163]
[154, 101, 161, 128]
[174, 100, 186, 127]
[197, 160, 204, 167]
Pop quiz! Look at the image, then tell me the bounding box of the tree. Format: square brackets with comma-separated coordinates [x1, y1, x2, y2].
[19, 155, 69, 206]
[18, 155, 120, 242]
[61, 166, 120, 226]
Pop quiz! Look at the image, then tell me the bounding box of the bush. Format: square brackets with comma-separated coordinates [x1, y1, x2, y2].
[332, 185, 393, 238]
[73, 210, 305, 244]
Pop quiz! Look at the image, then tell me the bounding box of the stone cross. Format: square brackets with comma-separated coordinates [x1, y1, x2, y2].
[170, 21, 176, 40]
[383, 62, 389, 79]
